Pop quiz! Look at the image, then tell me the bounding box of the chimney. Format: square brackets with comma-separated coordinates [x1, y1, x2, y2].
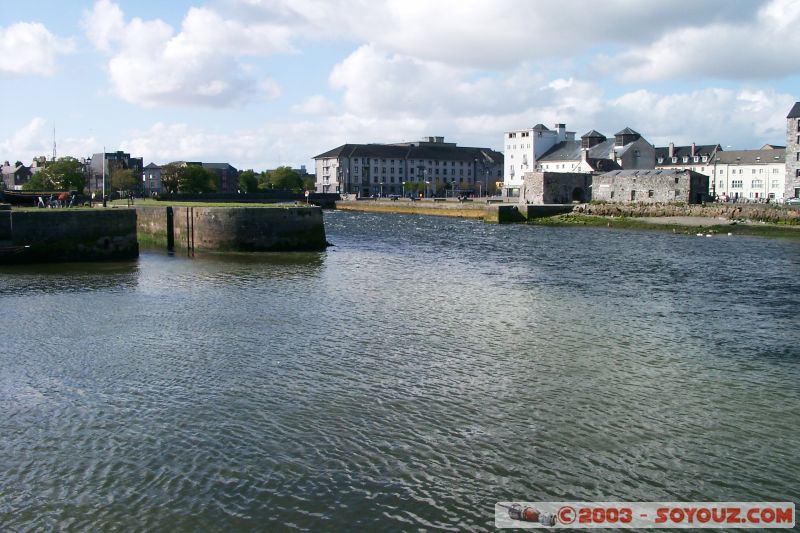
[691, 142, 696, 157]
[555, 123, 566, 140]
[668, 142, 675, 158]
[581, 148, 589, 164]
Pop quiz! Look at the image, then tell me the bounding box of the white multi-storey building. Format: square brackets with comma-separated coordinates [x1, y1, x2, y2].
[712, 147, 786, 202]
[503, 124, 574, 197]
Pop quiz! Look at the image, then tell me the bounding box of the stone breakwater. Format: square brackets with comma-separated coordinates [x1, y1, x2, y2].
[573, 203, 800, 224]
[0, 209, 138, 264]
[136, 205, 328, 252]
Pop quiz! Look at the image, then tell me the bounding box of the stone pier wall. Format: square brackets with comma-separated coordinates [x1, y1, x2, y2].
[136, 206, 328, 252]
[2, 209, 138, 263]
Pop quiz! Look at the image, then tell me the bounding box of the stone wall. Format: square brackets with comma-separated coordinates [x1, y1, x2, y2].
[787, 114, 800, 199]
[574, 202, 800, 224]
[335, 199, 488, 219]
[592, 171, 708, 204]
[520, 172, 591, 204]
[3, 209, 138, 263]
[136, 206, 327, 252]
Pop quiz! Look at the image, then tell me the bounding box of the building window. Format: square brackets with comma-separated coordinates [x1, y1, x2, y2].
[675, 190, 680, 197]
[682, 156, 688, 163]
[610, 190, 614, 199]
[732, 180, 743, 188]
[693, 156, 699, 163]
[648, 190, 654, 198]
[752, 180, 763, 188]
[719, 180, 723, 188]
[672, 157, 677, 163]
[675, 177, 679, 184]
[657, 157, 664, 164]
[771, 180, 779, 188]
[702, 156, 708, 162]
[630, 190, 636, 201]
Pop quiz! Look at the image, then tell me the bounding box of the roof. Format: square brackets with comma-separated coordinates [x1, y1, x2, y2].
[313, 143, 503, 164]
[787, 102, 800, 118]
[760, 144, 785, 150]
[601, 169, 690, 177]
[581, 130, 605, 139]
[655, 144, 720, 162]
[202, 162, 238, 171]
[713, 148, 785, 165]
[614, 127, 639, 136]
[144, 162, 160, 169]
[539, 139, 616, 162]
[532, 124, 550, 132]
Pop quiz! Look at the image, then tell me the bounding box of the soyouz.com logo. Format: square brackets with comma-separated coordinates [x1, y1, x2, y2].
[494, 502, 795, 528]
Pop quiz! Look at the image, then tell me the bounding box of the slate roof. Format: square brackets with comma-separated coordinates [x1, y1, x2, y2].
[581, 130, 606, 139]
[614, 127, 639, 136]
[601, 169, 688, 178]
[655, 144, 720, 163]
[144, 162, 160, 169]
[714, 149, 785, 165]
[539, 139, 616, 162]
[202, 162, 238, 171]
[313, 143, 503, 164]
[532, 124, 550, 132]
[787, 102, 800, 118]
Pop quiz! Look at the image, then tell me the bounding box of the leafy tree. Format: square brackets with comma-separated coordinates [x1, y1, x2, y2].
[302, 175, 316, 191]
[160, 163, 182, 194]
[110, 167, 137, 193]
[22, 172, 53, 191]
[239, 169, 259, 193]
[22, 157, 86, 192]
[179, 165, 218, 193]
[262, 166, 303, 191]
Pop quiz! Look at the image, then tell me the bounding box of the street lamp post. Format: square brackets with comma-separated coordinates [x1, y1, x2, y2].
[425, 180, 431, 199]
[380, 182, 384, 197]
[402, 181, 406, 198]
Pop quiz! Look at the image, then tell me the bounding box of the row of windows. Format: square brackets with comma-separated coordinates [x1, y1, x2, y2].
[359, 167, 472, 176]
[341, 158, 475, 166]
[366, 176, 477, 184]
[658, 155, 709, 164]
[506, 144, 532, 150]
[723, 180, 782, 189]
[714, 167, 782, 175]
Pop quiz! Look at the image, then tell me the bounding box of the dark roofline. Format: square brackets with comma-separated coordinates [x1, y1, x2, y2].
[787, 102, 800, 118]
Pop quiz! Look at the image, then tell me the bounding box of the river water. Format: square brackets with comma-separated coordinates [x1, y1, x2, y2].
[1, 211, 798, 531]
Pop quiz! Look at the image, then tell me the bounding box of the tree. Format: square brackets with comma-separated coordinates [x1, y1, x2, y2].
[264, 166, 303, 191]
[179, 165, 218, 193]
[110, 167, 137, 193]
[160, 163, 181, 194]
[22, 157, 86, 192]
[302, 175, 316, 191]
[239, 169, 259, 193]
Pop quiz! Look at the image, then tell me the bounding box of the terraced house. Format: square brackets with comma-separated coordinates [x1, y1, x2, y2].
[314, 137, 503, 197]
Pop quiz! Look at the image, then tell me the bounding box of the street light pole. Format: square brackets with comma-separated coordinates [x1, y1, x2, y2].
[402, 181, 406, 198]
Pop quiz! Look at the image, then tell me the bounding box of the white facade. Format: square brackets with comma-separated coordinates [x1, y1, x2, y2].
[503, 124, 573, 196]
[712, 153, 786, 201]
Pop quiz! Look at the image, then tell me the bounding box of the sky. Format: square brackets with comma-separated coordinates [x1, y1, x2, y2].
[1, 0, 799, 172]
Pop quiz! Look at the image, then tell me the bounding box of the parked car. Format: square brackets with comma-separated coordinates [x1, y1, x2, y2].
[786, 197, 800, 205]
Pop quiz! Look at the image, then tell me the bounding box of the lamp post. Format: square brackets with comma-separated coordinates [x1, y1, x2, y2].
[402, 181, 406, 198]
[380, 182, 384, 197]
[425, 180, 431, 199]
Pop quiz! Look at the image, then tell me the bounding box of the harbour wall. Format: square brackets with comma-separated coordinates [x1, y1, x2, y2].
[336, 199, 574, 223]
[1, 209, 138, 263]
[573, 203, 800, 224]
[135, 206, 328, 252]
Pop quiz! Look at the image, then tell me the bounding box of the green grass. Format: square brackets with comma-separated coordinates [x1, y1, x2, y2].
[11, 199, 310, 210]
[528, 214, 800, 239]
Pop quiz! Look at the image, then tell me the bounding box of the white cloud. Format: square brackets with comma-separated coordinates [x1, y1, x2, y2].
[606, 0, 800, 81]
[82, 1, 292, 108]
[0, 118, 96, 163]
[0, 22, 74, 76]
[291, 95, 337, 115]
[600, 88, 796, 148]
[222, 0, 767, 69]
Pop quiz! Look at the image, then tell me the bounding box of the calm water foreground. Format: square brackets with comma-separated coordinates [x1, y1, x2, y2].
[1, 211, 798, 531]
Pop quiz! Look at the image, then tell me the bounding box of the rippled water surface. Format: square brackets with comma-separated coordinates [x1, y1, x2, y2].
[1, 212, 799, 531]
